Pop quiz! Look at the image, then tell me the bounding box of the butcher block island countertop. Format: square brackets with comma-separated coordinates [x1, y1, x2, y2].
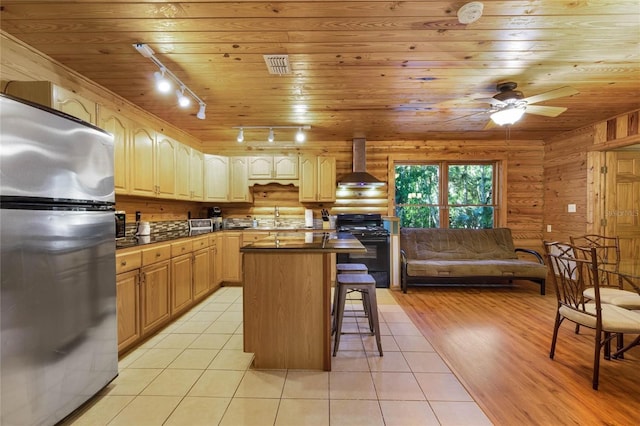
[241, 232, 365, 370]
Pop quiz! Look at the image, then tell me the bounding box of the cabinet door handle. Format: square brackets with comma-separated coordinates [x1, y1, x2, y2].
[121, 260, 127, 266]
[156, 252, 161, 257]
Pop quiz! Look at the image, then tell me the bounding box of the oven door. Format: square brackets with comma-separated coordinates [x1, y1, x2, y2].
[337, 236, 390, 288]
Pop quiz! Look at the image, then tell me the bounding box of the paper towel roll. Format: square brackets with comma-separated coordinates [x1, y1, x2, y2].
[305, 209, 314, 227]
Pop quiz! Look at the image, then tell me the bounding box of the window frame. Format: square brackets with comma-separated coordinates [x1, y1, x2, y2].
[390, 159, 505, 229]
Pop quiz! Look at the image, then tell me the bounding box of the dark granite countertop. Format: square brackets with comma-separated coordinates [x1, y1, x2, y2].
[116, 229, 216, 250]
[240, 232, 365, 253]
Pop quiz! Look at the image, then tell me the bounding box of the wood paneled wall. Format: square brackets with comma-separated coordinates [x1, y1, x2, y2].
[543, 109, 640, 243]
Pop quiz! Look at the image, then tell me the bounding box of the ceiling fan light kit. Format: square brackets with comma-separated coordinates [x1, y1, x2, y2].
[457, 2, 484, 24]
[490, 105, 527, 126]
[133, 43, 207, 120]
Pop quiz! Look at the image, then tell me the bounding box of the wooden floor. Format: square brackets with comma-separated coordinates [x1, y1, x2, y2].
[392, 281, 640, 425]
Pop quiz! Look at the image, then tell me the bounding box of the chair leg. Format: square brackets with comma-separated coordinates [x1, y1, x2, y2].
[365, 287, 383, 356]
[333, 285, 348, 356]
[550, 313, 562, 359]
[593, 332, 602, 390]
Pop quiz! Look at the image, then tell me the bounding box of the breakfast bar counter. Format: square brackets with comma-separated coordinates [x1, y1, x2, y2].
[240, 232, 365, 370]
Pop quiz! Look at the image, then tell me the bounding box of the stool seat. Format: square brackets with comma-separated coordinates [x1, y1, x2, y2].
[333, 273, 383, 357]
[336, 263, 368, 273]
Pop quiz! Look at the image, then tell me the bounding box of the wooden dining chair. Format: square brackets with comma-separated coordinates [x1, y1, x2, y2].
[543, 241, 640, 390]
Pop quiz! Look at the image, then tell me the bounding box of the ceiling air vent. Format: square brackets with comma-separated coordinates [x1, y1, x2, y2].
[263, 55, 291, 75]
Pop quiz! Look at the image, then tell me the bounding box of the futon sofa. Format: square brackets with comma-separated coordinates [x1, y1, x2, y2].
[400, 228, 547, 295]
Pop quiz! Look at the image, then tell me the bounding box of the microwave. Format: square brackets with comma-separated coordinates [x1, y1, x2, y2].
[115, 211, 126, 238]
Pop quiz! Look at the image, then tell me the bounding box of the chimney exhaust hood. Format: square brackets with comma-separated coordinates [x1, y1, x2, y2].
[338, 138, 385, 188]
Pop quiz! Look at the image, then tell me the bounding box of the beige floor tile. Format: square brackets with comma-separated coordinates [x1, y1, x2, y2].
[217, 311, 244, 322]
[167, 348, 219, 369]
[404, 352, 451, 373]
[377, 304, 405, 313]
[363, 334, 400, 352]
[200, 302, 232, 312]
[330, 350, 370, 372]
[140, 369, 203, 396]
[394, 334, 435, 352]
[429, 401, 493, 426]
[366, 351, 411, 372]
[371, 371, 425, 401]
[379, 400, 440, 426]
[329, 371, 377, 399]
[329, 399, 384, 426]
[332, 333, 364, 352]
[63, 395, 134, 426]
[414, 373, 473, 401]
[275, 399, 329, 426]
[377, 322, 392, 335]
[126, 348, 182, 369]
[387, 322, 423, 336]
[208, 349, 255, 370]
[235, 369, 287, 398]
[227, 303, 243, 312]
[137, 332, 168, 349]
[171, 321, 212, 334]
[117, 348, 147, 369]
[188, 370, 245, 397]
[222, 334, 245, 350]
[100, 368, 162, 395]
[219, 397, 279, 426]
[380, 311, 412, 323]
[282, 371, 329, 399]
[107, 395, 181, 426]
[152, 333, 199, 349]
[189, 333, 231, 350]
[204, 320, 242, 334]
[189, 310, 223, 322]
[163, 396, 231, 426]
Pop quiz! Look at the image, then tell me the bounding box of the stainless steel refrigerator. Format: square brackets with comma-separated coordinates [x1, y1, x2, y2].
[0, 94, 118, 425]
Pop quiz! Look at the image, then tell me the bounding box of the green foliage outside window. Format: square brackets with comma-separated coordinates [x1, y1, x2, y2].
[395, 163, 495, 229]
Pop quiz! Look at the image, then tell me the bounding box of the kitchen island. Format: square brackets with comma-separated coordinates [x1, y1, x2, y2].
[241, 232, 365, 370]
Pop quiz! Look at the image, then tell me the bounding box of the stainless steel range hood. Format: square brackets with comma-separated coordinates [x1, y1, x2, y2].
[338, 138, 385, 187]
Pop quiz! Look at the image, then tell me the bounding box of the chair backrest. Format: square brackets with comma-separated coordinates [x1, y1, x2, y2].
[570, 234, 621, 288]
[544, 242, 601, 322]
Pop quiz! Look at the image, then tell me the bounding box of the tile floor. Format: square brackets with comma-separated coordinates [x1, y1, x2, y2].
[64, 286, 493, 426]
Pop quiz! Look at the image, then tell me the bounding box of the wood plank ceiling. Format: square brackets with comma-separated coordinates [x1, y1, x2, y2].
[1, 1, 639, 144]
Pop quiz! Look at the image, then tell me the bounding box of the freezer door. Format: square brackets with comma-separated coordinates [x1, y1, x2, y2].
[0, 95, 114, 203]
[0, 209, 118, 426]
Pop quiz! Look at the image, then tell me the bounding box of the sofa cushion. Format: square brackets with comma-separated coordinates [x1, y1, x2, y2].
[401, 228, 518, 260]
[406, 259, 548, 279]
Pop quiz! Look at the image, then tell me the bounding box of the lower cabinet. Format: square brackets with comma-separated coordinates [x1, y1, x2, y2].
[192, 247, 210, 301]
[171, 253, 193, 316]
[222, 232, 242, 282]
[116, 269, 140, 353]
[140, 260, 172, 335]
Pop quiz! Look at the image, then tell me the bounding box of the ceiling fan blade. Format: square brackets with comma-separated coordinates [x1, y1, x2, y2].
[522, 86, 578, 105]
[483, 119, 498, 130]
[474, 97, 506, 107]
[525, 105, 568, 117]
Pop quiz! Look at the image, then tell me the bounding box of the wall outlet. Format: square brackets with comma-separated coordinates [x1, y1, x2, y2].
[568, 204, 577, 213]
[546, 225, 552, 232]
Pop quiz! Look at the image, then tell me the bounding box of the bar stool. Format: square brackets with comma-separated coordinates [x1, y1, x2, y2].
[333, 263, 368, 316]
[333, 273, 383, 356]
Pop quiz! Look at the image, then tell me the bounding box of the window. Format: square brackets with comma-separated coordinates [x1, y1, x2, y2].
[394, 162, 497, 228]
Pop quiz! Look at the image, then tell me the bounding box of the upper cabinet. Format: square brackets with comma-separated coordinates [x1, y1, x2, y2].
[248, 155, 298, 182]
[130, 125, 156, 197]
[175, 142, 192, 200]
[299, 155, 336, 202]
[155, 134, 177, 199]
[190, 149, 204, 201]
[204, 155, 230, 202]
[229, 157, 253, 202]
[98, 106, 130, 194]
[2, 81, 98, 124]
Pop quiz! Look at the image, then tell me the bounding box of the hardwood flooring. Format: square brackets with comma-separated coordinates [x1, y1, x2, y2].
[392, 281, 640, 425]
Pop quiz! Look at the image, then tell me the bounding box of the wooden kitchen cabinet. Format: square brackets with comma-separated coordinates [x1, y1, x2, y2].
[299, 155, 336, 202]
[171, 253, 193, 316]
[189, 148, 204, 200]
[192, 247, 210, 301]
[248, 155, 298, 181]
[155, 133, 177, 199]
[229, 157, 253, 202]
[140, 259, 171, 336]
[1, 81, 97, 124]
[204, 154, 230, 202]
[130, 125, 156, 197]
[116, 269, 140, 353]
[222, 232, 243, 282]
[209, 233, 223, 290]
[98, 106, 130, 195]
[175, 142, 192, 200]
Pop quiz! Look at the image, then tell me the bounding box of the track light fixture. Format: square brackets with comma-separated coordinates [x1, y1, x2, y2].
[133, 43, 206, 120]
[232, 125, 311, 143]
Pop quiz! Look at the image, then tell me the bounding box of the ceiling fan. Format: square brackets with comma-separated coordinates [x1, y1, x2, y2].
[477, 82, 579, 128]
